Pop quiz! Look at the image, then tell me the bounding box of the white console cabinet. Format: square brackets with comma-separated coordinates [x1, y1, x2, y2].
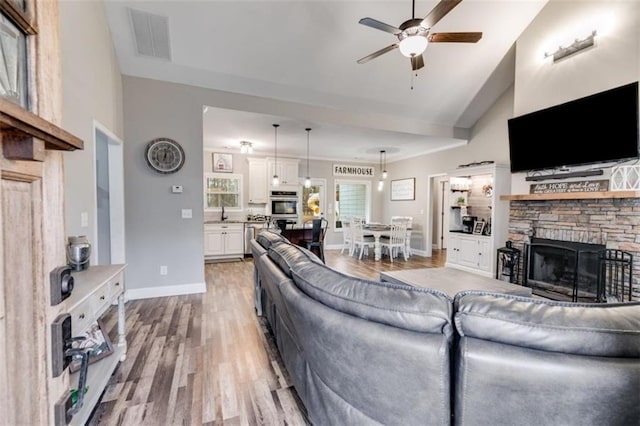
[448, 234, 492, 273]
[445, 164, 510, 277]
[66, 264, 127, 426]
[204, 223, 244, 260]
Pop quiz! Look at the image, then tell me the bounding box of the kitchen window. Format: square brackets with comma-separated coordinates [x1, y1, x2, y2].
[204, 173, 243, 210]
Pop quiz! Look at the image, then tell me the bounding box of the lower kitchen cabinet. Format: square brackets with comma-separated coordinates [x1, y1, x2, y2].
[204, 223, 244, 260]
[447, 233, 492, 274]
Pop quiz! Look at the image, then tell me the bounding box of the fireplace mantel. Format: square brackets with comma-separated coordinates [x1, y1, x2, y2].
[500, 191, 640, 201]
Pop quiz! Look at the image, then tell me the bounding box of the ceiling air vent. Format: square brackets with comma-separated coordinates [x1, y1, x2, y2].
[128, 8, 172, 61]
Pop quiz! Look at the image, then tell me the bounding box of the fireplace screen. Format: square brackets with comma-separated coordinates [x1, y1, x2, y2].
[525, 238, 605, 302]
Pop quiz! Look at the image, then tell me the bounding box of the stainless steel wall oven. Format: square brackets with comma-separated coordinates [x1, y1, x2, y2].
[270, 190, 299, 220]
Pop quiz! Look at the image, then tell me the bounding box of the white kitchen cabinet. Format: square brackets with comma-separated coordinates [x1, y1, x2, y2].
[247, 158, 268, 204]
[267, 158, 299, 186]
[445, 164, 510, 277]
[204, 223, 244, 260]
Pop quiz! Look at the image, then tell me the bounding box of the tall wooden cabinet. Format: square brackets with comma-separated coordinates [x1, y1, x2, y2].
[445, 164, 510, 277]
[0, 2, 86, 424]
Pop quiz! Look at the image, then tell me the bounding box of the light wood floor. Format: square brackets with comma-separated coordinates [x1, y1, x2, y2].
[91, 249, 446, 425]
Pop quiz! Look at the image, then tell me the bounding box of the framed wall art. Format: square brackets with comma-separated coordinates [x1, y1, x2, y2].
[472, 221, 485, 235]
[391, 178, 415, 201]
[213, 153, 233, 173]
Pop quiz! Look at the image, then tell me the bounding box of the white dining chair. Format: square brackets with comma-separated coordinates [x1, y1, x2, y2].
[391, 216, 413, 258]
[340, 216, 353, 255]
[351, 217, 374, 259]
[380, 221, 409, 262]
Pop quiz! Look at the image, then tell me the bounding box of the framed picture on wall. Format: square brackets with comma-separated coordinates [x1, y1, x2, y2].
[472, 221, 485, 235]
[213, 153, 233, 173]
[391, 178, 415, 201]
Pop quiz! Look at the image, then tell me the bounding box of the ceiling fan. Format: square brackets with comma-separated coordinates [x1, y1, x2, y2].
[357, 0, 482, 71]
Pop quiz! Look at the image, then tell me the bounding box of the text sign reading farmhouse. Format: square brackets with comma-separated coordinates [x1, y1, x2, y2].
[529, 180, 609, 194]
[333, 164, 375, 177]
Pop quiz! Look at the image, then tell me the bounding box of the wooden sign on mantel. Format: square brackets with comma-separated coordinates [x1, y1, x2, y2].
[529, 180, 609, 194]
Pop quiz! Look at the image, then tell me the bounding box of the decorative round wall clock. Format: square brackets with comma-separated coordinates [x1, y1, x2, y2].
[144, 138, 185, 174]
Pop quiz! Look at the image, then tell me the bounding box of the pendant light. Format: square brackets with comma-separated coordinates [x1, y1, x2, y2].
[304, 128, 312, 188]
[382, 150, 388, 179]
[378, 150, 385, 191]
[272, 124, 279, 187]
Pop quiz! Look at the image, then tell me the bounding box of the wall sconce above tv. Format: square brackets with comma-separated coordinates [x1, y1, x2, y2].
[507, 81, 639, 174]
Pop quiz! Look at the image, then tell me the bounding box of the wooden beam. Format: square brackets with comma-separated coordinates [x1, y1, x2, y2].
[0, 98, 83, 153]
[2, 132, 45, 161]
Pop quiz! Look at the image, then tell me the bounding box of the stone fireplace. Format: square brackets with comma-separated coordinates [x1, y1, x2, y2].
[506, 197, 640, 301]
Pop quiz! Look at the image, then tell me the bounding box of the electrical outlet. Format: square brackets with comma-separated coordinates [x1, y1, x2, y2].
[181, 209, 192, 219]
[160, 265, 168, 275]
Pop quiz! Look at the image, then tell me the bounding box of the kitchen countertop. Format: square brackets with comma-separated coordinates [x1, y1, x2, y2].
[204, 220, 270, 225]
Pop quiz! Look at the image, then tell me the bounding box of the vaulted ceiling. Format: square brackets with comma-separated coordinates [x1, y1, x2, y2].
[103, 0, 548, 162]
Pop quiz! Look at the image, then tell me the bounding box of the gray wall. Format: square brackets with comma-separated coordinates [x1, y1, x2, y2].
[60, 0, 124, 259]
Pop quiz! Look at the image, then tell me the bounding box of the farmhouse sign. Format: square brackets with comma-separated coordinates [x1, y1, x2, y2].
[333, 164, 375, 177]
[529, 180, 609, 194]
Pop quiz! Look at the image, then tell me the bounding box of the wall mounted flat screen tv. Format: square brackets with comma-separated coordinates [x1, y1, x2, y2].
[508, 81, 639, 173]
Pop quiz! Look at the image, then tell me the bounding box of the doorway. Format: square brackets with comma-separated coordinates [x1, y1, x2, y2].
[94, 122, 125, 264]
[426, 174, 449, 257]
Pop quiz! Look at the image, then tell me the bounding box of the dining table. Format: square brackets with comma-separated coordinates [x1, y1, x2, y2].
[363, 223, 412, 261]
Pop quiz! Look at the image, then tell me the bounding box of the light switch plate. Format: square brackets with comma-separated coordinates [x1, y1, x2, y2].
[172, 185, 183, 193]
[181, 209, 192, 219]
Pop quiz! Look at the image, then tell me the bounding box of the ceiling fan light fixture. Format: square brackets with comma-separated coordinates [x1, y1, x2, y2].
[399, 35, 428, 58]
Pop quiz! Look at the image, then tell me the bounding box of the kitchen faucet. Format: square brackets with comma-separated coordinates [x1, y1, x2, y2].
[221, 205, 228, 221]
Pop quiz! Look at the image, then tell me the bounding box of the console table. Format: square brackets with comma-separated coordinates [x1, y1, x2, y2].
[380, 267, 532, 298]
[66, 264, 127, 425]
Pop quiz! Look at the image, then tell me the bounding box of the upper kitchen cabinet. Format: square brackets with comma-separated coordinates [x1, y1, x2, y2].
[204, 173, 243, 210]
[247, 158, 268, 204]
[267, 158, 299, 187]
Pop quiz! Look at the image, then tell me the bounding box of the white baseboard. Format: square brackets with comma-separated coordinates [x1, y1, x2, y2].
[126, 282, 207, 300]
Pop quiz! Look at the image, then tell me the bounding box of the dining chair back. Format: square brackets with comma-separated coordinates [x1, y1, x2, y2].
[380, 221, 408, 262]
[391, 216, 413, 258]
[351, 217, 374, 259]
[340, 216, 353, 255]
[303, 218, 328, 263]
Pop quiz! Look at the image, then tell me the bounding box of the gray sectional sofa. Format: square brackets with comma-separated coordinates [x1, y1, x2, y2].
[250, 230, 640, 426]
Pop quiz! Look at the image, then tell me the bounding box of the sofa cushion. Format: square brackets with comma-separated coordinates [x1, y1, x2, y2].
[291, 261, 453, 337]
[267, 241, 322, 278]
[454, 291, 640, 357]
[256, 229, 286, 250]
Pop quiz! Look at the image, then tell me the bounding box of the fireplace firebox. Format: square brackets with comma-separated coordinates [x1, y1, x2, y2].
[524, 238, 605, 302]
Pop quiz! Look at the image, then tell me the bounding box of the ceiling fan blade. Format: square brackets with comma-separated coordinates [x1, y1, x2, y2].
[428, 32, 482, 43]
[359, 17, 401, 35]
[421, 0, 462, 29]
[411, 54, 425, 71]
[357, 44, 399, 64]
